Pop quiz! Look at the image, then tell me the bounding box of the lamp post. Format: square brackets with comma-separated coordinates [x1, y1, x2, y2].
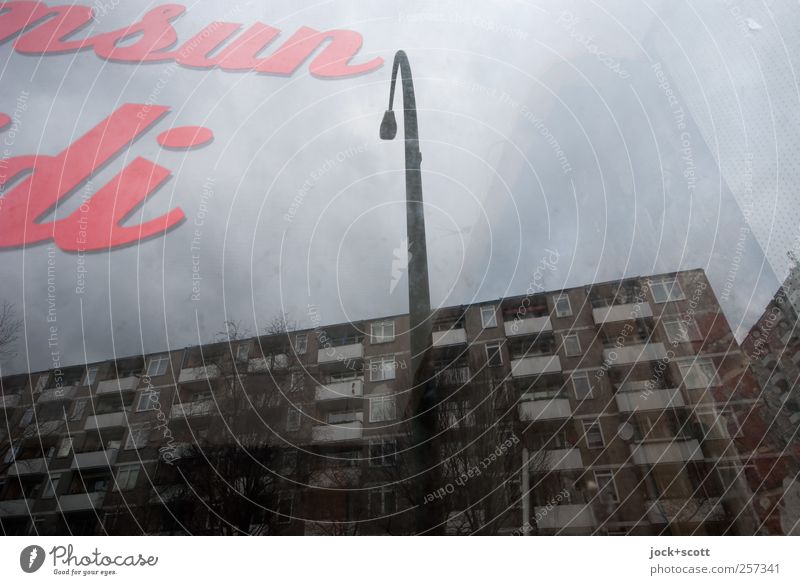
[380, 51, 439, 534]
[379, 50, 432, 382]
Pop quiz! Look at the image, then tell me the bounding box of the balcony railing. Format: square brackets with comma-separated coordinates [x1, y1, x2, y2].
[519, 395, 572, 421]
[96, 376, 139, 395]
[431, 328, 467, 347]
[504, 316, 552, 337]
[592, 302, 653, 324]
[0, 394, 20, 408]
[170, 400, 216, 419]
[178, 365, 220, 384]
[616, 388, 684, 412]
[59, 491, 105, 512]
[602, 342, 667, 365]
[38, 385, 77, 402]
[71, 448, 119, 469]
[7, 457, 48, 476]
[312, 413, 364, 443]
[511, 355, 562, 377]
[534, 504, 596, 530]
[629, 439, 703, 465]
[646, 497, 725, 524]
[316, 378, 364, 402]
[84, 411, 129, 430]
[0, 498, 30, 517]
[317, 342, 364, 365]
[543, 448, 583, 471]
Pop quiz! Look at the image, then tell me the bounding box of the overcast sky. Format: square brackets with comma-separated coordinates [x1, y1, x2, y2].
[0, 0, 791, 374]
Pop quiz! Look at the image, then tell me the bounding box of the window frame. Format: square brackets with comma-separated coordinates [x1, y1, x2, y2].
[56, 437, 73, 458]
[113, 465, 141, 492]
[485, 341, 503, 367]
[369, 438, 397, 467]
[369, 356, 396, 382]
[554, 294, 572, 317]
[124, 424, 150, 450]
[83, 366, 99, 386]
[679, 359, 719, 389]
[295, 333, 308, 355]
[369, 395, 397, 422]
[572, 372, 593, 400]
[70, 398, 88, 421]
[145, 355, 170, 377]
[593, 470, 619, 504]
[582, 419, 605, 448]
[563, 333, 582, 356]
[480, 305, 498, 328]
[651, 278, 686, 303]
[135, 389, 160, 412]
[370, 320, 396, 344]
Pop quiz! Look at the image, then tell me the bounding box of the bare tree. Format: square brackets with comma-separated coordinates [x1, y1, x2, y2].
[0, 302, 22, 360]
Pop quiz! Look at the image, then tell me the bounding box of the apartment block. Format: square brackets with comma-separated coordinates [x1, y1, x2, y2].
[0, 269, 780, 535]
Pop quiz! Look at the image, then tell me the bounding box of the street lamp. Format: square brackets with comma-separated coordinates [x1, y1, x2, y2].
[380, 50, 432, 382]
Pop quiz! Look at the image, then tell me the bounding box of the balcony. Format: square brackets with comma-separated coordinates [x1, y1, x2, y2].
[308, 467, 361, 488]
[247, 354, 289, 373]
[96, 376, 139, 395]
[178, 365, 220, 384]
[0, 499, 30, 517]
[616, 388, 684, 412]
[312, 414, 363, 443]
[8, 458, 48, 476]
[592, 302, 653, 325]
[519, 397, 572, 421]
[38, 385, 77, 402]
[316, 379, 363, 402]
[84, 411, 128, 430]
[629, 439, 702, 465]
[59, 491, 105, 512]
[317, 343, 364, 365]
[504, 316, 552, 337]
[511, 355, 562, 377]
[603, 342, 667, 365]
[545, 448, 583, 471]
[0, 393, 20, 408]
[170, 400, 216, 419]
[535, 504, 596, 530]
[646, 497, 725, 524]
[71, 448, 119, 469]
[432, 328, 467, 347]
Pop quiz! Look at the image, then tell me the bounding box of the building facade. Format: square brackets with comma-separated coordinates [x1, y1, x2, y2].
[0, 268, 784, 535]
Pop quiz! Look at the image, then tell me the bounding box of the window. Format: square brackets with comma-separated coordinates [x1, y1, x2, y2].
[295, 333, 308, 355]
[70, 398, 88, 421]
[554, 294, 572, 317]
[286, 408, 301, 431]
[18, 408, 33, 427]
[572, 373, 593, 400]
[114, 465, 140, 491]
[290, 371, 303, 392]
[371, 321, 395, 344]
[593, 470, 619, 503]
[563, 333, 581, 356]
[369, 439, 397, 466]
[235, 344, 250, 362]
[583, 420, 605, 448]
[679, 359, 718, 389]
[56, 437, 73, 458]
[124, 424, 150, 450]
[34, 375, 48, 393]
[3, 443, 20, 464]
[277, 493, 293, 524]
[83, 367, 98, 386]
[282, 449, 298, 471]
[370, 395, 397, 422]
[136, 389, 160, 412]
[145, 355, 170, 377]
[42, 473, 61, 498]
[663, 319, 701, 343]
[369, 486, 396, 516]
[651, 278, 685, 303]
[485, 342, 503, 366]
[369, 356, 396, 381]
[480, 305, 497, 328]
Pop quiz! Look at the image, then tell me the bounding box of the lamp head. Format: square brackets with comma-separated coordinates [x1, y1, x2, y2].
[379, 109, 397, 140]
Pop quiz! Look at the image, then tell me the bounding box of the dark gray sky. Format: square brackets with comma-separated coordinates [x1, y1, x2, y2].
[0, 0, 788, 374]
